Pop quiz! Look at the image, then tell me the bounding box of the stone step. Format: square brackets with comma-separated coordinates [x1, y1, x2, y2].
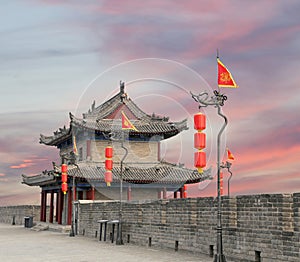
[31, 222, 71, 233]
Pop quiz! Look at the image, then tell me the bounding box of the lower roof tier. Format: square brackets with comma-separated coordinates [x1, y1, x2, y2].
[22, 161, 212, 186]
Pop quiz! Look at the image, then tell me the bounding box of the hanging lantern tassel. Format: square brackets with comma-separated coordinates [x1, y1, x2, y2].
[105, 171, 112, 187]
[194, 112, 206, 173]
[62, 182, 68, 195]
[194, 151, 206, 173]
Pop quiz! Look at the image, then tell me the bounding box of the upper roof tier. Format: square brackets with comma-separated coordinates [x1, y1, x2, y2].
[40, 82, 188, 146]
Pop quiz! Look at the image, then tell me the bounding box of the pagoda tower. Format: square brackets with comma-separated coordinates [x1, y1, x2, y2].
[22, 82, 209, 225]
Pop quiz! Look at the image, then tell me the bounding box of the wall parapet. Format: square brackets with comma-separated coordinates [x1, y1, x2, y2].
[0, 205, 40, 225]
[1, 193, 300, 261]
[76, 193, 300, 262]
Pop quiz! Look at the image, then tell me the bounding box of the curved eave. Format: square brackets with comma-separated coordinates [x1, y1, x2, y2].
[22, 173, 57, 186]
[40, 129, 71, 146]
[71, 117, 188, 139]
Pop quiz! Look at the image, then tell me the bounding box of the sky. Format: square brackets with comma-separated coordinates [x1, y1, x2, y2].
[1, 0, 300, 205]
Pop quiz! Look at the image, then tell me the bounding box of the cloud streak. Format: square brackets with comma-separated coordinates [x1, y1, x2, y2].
[1, 0, 300, 205]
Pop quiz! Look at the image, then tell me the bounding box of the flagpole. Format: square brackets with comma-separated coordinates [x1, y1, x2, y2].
[216, 49, 220, 93]
[215, 104, 227, 262]
[191, 55, 237, 261]
[70, 130, 78, 237]
[116, 131, 128, 245]
[191, 90, 228, 262]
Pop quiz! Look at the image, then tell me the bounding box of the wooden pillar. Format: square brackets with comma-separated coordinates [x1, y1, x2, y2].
[42, 191, 47, 222]
[86, 140, 91, 159]
[163, 187, 167, 199]
[40, 190, 44, 221]
[67, 189, 72, 225]
[174, 191, 178, 199]
[180, 187, 184, 198]
[78, 191, 83, 200]
[157, 190, 161, 199]
[57, 191, 63, 225]
[127, 186, 132, 201]
[55, 192, 59, 222]
[49, 191, 54, 223]
[91, 186, 95, 201]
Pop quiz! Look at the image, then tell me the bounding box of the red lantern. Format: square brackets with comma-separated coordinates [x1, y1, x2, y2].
[194, 113, 206, 131]
[220, 172, 223, 195]
[62, 183, 68, 194]
[194, 132, 206, 150]
[105, 171, 112, 186]
[61, 173, 67, 183]
[193, 112, 206, 173]
[61, 164, 68, 193]
[104, 146, 113, 186]
[105, 146, 113, 158]
[194, 151, 206, 172]
[61, 164, 67, 173]
[105, 159, 113, 170]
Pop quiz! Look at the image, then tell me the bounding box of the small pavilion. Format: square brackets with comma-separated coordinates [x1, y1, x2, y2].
[22, 82, 210, 225]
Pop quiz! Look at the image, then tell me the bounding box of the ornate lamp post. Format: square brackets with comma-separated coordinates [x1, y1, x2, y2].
[220, 161, 233, 197]
[191, 90, 228, 262]
[105, 130, 128, 245]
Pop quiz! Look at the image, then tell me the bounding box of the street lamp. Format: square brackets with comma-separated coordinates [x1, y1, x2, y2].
[105, 130, 128, 245]
[220, 161, 233, 198]
[191, 90, 228, 262]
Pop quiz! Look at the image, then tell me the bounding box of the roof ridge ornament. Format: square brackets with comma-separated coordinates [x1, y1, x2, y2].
[120, 81, 127, 102]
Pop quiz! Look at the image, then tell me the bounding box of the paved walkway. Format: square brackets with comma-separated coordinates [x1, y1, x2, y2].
[0, 223, 212, 262]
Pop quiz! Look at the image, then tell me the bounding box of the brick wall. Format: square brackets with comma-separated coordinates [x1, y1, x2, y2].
[93, 140, 158, 162]
[76, 193, 300, 262]
[0, 205, 40, 225]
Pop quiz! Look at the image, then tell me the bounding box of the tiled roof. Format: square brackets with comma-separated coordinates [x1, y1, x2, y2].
[39, 126, 71, 146]
[71, 88, 188, 137]
[22, 171, 58, 186]
[70, 114, 187, 138]
[22, 161, 212, 186]
[40, 85, 188, 146]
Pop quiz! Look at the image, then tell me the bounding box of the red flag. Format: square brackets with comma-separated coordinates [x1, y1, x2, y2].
[72, 135, 78, 156]
[227, 148, 235, 161]
[217, 58, 238, 88]
[121, 111, 138, 131]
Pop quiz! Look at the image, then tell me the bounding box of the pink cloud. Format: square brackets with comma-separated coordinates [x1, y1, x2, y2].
[23, 159, 33, 163]
[10, 160, 35, 169]
[0, 173, 6, 177]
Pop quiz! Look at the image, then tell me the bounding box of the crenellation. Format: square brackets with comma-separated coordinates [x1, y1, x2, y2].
[1, 193, 300, 261]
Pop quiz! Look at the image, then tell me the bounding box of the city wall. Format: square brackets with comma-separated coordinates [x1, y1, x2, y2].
[76, 193, 300, 262]
[0, 205, 40, 225]
[1, 193, 299, 261]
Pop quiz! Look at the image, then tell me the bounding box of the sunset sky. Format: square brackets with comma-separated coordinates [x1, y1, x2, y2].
[1, 0, 300, 205]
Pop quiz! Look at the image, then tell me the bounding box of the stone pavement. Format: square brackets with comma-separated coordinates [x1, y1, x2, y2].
[0, 223, 212, 262]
